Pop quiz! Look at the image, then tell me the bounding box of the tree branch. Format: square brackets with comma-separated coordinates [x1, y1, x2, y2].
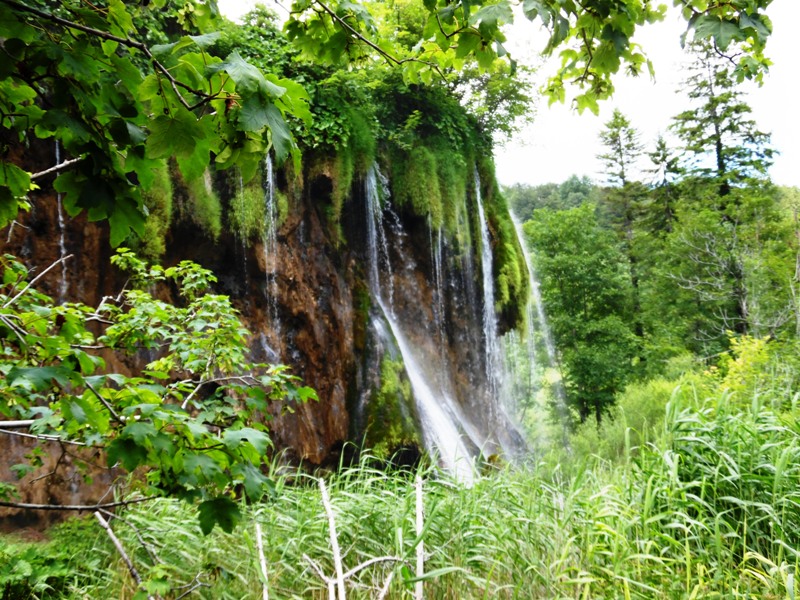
[0, 496, 156, 511]
[94, 511, 157, 600]
[0, 427, 89, 446]
[3, 254, 73, 308]
[29, 156, 85, 181]
[311, 0, 445, 79]
[0, 0, 214, 112]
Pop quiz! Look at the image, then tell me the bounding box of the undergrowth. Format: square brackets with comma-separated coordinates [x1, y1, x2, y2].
[3, 383, 798, 599]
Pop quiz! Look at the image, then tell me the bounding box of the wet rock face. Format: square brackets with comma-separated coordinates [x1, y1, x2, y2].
[0, 167, 360, 523]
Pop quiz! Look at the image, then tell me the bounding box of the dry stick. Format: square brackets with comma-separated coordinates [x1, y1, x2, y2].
[29, 156, 84, 180]
[0, 420, 35, 428]
[303, 554, 335, 600]
[255, 522, 269, 600]
[94, 511, 156, 600]
[0, 496, 155, 511]
[319, 478, 347, 600]
[0, 428, 88, 447]
[377, 570, 395, 600]
[415, 475, 424, 600]
[3, 254, 73, 308]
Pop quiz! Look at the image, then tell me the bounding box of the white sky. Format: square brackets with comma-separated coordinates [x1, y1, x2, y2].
[218, 0, 799, 188]
[495, 0, 800, 188]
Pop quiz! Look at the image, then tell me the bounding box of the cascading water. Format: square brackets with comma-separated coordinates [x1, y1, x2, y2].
[430, 222, 447, 353]
[262, 153, 281, 341]
[365, 163, 476, 482]
[508, 212, 569, 443]
[54, 142, 68, 302]
[474, 169, 501, 395]
[509, 213, 564, 395]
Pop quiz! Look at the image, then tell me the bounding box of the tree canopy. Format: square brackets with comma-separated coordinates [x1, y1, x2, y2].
[0, 0, 779, 242]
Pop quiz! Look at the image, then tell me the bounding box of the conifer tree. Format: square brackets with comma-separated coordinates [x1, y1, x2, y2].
[671, 41, 775, 200]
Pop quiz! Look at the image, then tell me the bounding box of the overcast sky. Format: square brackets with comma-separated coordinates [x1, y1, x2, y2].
[495, 0, 799, 188]
[218, 0, 798, 188]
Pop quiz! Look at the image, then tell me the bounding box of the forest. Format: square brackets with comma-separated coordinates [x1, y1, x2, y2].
[1, 0, 798, 598]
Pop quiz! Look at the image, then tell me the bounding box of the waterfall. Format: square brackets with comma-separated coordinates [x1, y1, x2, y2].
[365, 163, 475, 482]
[365, 164, 394, 311]
[430, 221, 447, 353]
[263, 153, 281, 340]
[508, 211, 569, 437]
[474, 169, 501, 394]
[54, 141, 68, 302]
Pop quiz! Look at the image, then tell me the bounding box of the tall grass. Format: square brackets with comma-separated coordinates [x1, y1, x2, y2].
[3, 387, 799, 599]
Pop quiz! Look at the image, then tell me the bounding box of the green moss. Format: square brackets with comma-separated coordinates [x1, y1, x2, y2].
[437, 150, 467, 236]
[474, 157, 529, 329]
[364, 356, 419, 459]
[389, 145, 443, 229]
[346, 108, 377, 174]
[331, 147, 355, 229]
[229, 174, 266, 240]
[327, 108, 377, 241]
[185, 169, 223, 240]
[275, 187, 289, 228]
[136, 160, 173, 260]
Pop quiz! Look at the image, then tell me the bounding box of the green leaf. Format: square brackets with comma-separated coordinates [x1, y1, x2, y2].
[469, 1, 513, 28]
[184, 453, 223, 481]
[233, 462, 271, 500]
[107, 0, 134, 36]
[8, 366, 73, 390]
[264, 105, 293, 163]
[123, 422, 158, 446]
[238, 96, 272, 132]
[455, 32, 481, 59]
[108, 196, 146, 247]
[208, 51, 283, 97]
[693, 16, 743, 51]
[739, 13, 771, 40]
[0, 162, 31, 198]
[146, 111, 199, 159]
[197, 496, 241, 534]
[522, 0, 548, 23]
[222, 427, 271, 454]
[107, 436, 148, 471]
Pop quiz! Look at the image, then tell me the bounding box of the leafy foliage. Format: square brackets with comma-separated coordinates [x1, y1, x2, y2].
[0, 0, 309, 242]
[6, 369, 800, 599]
[525, 204, 637, 422]
[0, 250, 316, 533]
[285, 0, 775, 113]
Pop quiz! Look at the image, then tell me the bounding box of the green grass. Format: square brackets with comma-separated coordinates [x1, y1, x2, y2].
[4, 386, 798, 599]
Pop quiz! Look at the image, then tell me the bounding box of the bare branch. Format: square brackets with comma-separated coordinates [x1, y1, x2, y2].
[30, 156, 84, 181]
[0, 496, 156, 511]
[0, 427, 89, 446]
[3, 254, 73, 308]
[94, 511, 157, 600]
[319, 478, 346, 600]
[85, 379, 123, 424]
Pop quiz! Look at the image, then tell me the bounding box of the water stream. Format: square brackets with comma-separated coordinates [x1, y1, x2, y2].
[54, 141, 68, 302]
[365, 163, 476, 482]
[263, 153, 281, 340]
[474, 169, 501, 397]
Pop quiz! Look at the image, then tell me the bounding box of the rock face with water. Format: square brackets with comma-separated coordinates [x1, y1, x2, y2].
[1, 149, 530, 522]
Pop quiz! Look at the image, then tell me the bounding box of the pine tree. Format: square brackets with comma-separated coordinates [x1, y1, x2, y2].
[671, 41, 775, 200]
